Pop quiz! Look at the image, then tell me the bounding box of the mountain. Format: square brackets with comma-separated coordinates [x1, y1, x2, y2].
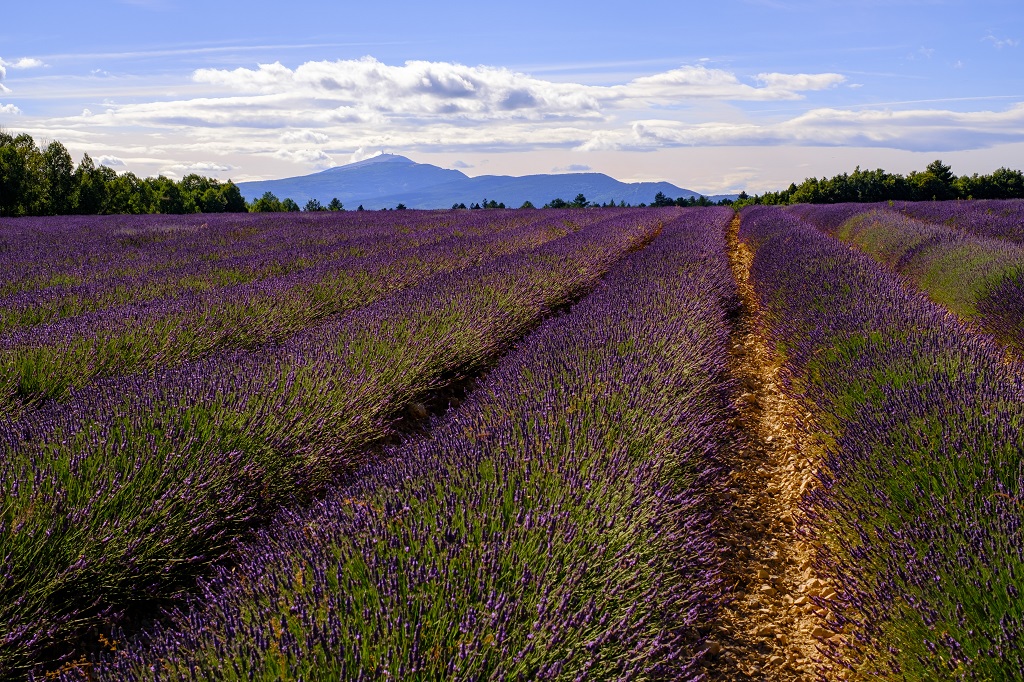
[236, 154, 736, 209]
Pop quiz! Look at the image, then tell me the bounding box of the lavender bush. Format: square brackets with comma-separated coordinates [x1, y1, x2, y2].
[742, 206, 1024, 680]
[0, 209, 664, 676]
[891, 199, 1024, 244]
[0, 211, 585, 417]
[791, 204, 1024, 356]
[67, 207, 737, 681]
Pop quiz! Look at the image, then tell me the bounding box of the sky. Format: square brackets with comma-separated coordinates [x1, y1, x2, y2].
[1, 0, 1022, 193]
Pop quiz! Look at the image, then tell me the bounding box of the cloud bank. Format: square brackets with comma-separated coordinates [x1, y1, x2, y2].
[579, 104, 1024, 153]
[6, 56, 1024, 178]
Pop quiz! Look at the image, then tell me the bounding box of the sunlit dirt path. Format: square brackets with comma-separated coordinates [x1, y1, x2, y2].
[702, 214, 841, 680]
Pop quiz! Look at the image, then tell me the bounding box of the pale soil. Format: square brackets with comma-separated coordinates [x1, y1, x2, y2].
[702, 215, 844, 680]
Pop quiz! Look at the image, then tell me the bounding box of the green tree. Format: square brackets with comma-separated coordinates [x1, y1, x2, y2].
[304, 198, 326, 212]
[42, 141, 75, 215]
[0, 133, 46, 216]
[179, 173, 213, 213]
[571, 193, 588, 208]
[107, 172, 144, 214]
[220, 182, 248, 212]
[200, 187, 228, 213]
[910, 160, 956, 200]
[652, 191, 674, 207]
[519, 200, 535, 209]
[281, 198, 301, 212]
[251, 191, 283, 212]
[74, 154, 109, 214]
[987, 167, 1024, 199]
[327, 197, 344, 211]
[153, 176, 185, 214]
[0, 132, 30, 217]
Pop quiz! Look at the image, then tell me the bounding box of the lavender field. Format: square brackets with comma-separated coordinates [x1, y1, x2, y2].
[1, 204, 1022, 681]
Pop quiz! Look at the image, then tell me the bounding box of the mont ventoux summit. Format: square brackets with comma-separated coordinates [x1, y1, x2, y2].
[236, 153, 736, 210]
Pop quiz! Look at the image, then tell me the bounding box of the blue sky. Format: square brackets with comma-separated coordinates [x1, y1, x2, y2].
[1, 0, 1022, 192]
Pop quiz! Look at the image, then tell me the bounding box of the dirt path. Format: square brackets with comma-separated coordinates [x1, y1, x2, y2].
[702, 215, 841, 680]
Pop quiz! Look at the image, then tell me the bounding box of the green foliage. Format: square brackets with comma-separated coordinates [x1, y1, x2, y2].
[251, 192, 283, 213]
[41, 141, 75, 215]
[652, 191, 720, 208]
[0, 132, 251, 216]
[0, 132, 47, 216]
[652, 191, 674, 207]
[327, 197, 344, 211]
[736, 160, 1024, 207]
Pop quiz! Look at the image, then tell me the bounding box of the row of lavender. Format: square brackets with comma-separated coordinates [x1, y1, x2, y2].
[788, 199, 1024, 245]
[893, 199, 1024, 244]
[0, 210, 460, 296]
[62, 208, 739, 681]
[0, 209, 666, 677]
[0, 210, 536, 329]
[789, 204, 1024, 357]
[742, 206, 1024, 679]
[0, 211, 594, 418]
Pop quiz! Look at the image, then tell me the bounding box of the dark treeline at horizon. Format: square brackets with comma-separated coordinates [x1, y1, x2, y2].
[0, 132, 248, 217]
[4, 131, 1024, 217]
[734, 159, 1024, 207]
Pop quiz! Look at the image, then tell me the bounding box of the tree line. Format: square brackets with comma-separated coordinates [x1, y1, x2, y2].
[6, 130, 1024, 218]
[734, 160, 1024, 207]
[0, 132, 250, 217]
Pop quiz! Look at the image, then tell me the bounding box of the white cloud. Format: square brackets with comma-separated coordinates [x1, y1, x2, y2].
[0, 103, 21, 115]
[79, 95, 368, 129]
[187, 58, 845, 126]
[6, 58, 45, 69]
[625, 65, 837, 102]
[577, 103, 1024, 152]
[10, 54, 1024, 178]
[984, 34, 1019, 49]
[97, 155, 126, 167]
[552, 163, 592, 172]
[0, 57, 46, 90]
[280, 130, 330, 144]
[452, 160, 473, 168]
[350, 147, 382, 163]
[170, 161, 234, 172]
[40, 59, 844, 163]
[273, 148, 334, 168]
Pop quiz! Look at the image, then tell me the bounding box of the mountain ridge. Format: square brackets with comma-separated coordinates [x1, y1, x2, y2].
[237, 154, 736, 208]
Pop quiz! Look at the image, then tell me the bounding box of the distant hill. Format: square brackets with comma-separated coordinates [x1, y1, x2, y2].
[237, 155, 736, 209]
